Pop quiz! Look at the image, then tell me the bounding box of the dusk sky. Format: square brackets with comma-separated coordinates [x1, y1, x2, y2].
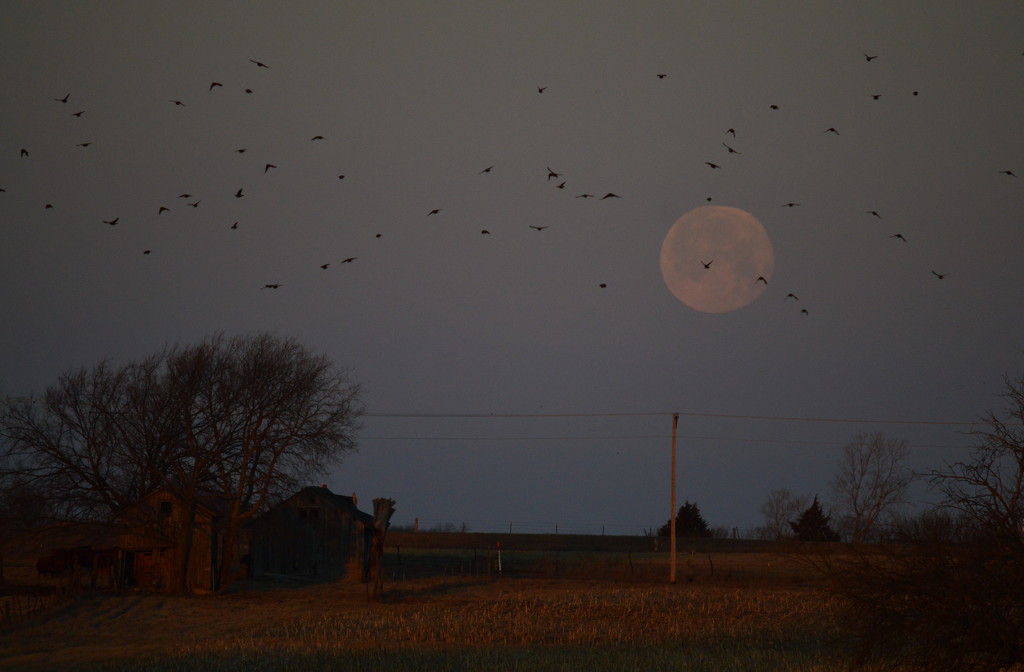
[2, 2, 1022, 534]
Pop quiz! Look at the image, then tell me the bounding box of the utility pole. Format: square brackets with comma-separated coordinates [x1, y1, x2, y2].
[670, 413, 678, 584]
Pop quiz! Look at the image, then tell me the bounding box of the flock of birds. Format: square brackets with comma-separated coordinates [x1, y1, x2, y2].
[5, 48, 1020, 319]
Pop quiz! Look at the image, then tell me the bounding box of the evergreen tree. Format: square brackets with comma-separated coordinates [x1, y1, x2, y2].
[789, 495, 840, 541]
[658, 500, 712, 538]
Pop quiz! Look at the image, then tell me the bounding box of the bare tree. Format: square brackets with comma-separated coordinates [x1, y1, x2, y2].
[0, 333, 364, 593]
[830, 432, 913, 542]
[820, 372, 1024, 671]
[756, 488, 809, 540]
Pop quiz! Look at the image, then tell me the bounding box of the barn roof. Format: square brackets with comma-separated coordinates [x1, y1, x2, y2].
[257, 485, 374, 526]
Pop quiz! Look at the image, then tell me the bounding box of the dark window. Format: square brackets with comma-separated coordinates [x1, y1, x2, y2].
[160, 501, 172, 518]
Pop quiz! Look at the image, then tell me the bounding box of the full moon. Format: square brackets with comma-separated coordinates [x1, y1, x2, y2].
[660, 206, 774, 313]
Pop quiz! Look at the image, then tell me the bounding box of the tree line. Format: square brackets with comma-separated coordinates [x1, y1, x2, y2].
[0, 332, 364, 593]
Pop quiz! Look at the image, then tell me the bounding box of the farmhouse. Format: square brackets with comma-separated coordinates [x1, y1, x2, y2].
[116, 489, 225, 593]
[248, 485, 374, 581]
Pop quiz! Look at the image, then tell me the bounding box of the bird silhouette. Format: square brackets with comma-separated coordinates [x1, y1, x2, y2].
[600, 193, 620, 199]
[529, 225, 548, 231]
[864, 53, 878, 61]
[249, 59, 269, 68]
[537, 86, 547, 93]
[170, 100, 186, 106]
[756, 276, 768, 285]
[143, 250, 151, 255]
[705, 162, 720, 169]
[999, 170, 1017, 177]
[782, 202, 800, 207]
[71, 110, 84, 117]
[599, 283, 607, 288]
[262, 284, 281, 289]
[722, 143, 741, 154]
[264, 164, 276, 173]
[825, 127, 839, 135]
[481, 229, 490, 235]
[178, 194, 192, 198]
[890, 233, 907, 242]
[187, 200, 200, 208]
[931, 270, 948, 279]
[656, 74, 667, 79]
[320, 264, 330, 269]
[866, 210, 881, 218]
[725, 128, 736, 137]
[701, 260, 713, 269]
[158, 206, 169, 214]
[801, 309, 809, 316]
[555, 182, 566, 189]
[770, 104, 779, 110]
[576, 194, 595, 198]
[55, 93, 69, 103]
[235, 148, 247, 153]
[871, 94, 882, 100]
[209, 82, 223, 91]
[427, 209, 441, 216]
[786, 293, 799, 300]
[76, 142, 91, 147]
[245, 88, 253, 94]
[311, 135, 324, 141]
[546, 167, 561, 180]
[230, 222, 238, 229]
[479, 165, 494, 174]
[340, 257, 356, 263]
[20, 149, 28, 157]
[234, 188, 244, 198]
[338, 175, 345, 179]
[45, 204, 53, 210]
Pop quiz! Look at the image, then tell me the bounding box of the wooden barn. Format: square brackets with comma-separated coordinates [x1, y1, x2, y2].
[116, 489, 224, 593]
[248, 486, 374, 581]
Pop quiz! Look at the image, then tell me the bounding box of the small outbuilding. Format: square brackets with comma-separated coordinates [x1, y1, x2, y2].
[116, 488, 225, 593]
[248, 485, 374, 581]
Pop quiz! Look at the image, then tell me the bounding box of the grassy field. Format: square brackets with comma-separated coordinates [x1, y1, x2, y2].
[0, 535, 856, 672]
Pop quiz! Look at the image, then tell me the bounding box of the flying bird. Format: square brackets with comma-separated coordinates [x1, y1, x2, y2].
[481, 229, 490, 235]
[801, 309, 809, 316]
[537, 86, 547, 93]
[45, 204, 53, 209]
[55, 93, 69, 103]
[427, 209, 441, 216]
[701, 260, 713, 269]
[478, 165, 494, 174]
[529, 225, 548, 231]
[264, 163, 276, 173]
[931, 270, 948, 279]
[705, 162, 720, 169]
[785, 293, 799, 301]
[170, 99, 186, 106]
[338, 175, 345, 179]
[340, 257, 356, 263]
[311, 135, 324, 141]
[756, 276, 768, 285]
[656, 74, 667, 79]
[262, 284, 281, 289]
[143, 250, 151, 255]
[999, 170, 1017, 177]
[769, 104, 779, 110]
[249, 59, 269, 68]
[209, 82, 223, 90]
[600, 193, 620, 199]
[187, 200, 200, 208]
[866, 210, 881, 218]
[890, 233, 907, 242]
[576, 194, 595, 198]
[235, 148, 247, 153]
[76, 142, 91, 147]
[722, 142, 741, 154]
[781, 202, 800, 207]
[178, 194, 192, 198]
[871, 94, 882, 100]
[71, 110, 84, 117]
[158, 206, 169, 214]
[230, 222, 238, 229]
[555, 182, 566, 189]
[234, 188, 244, 198]
[546, 167, 561, 180]
[824, 127, 840, 135]
[320, 264, 330, 269]
[599, 283, 607, 288]
[864, 53, 878, 61]
[245, 88, 253, 94]
[725, 128, 736, 137]
[20, 149, 28, 157]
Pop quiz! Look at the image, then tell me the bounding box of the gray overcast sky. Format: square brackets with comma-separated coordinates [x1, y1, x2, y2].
[2, 1, 1022, 533]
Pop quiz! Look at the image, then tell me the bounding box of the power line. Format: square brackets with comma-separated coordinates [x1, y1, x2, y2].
[365, 410, 982, 427]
